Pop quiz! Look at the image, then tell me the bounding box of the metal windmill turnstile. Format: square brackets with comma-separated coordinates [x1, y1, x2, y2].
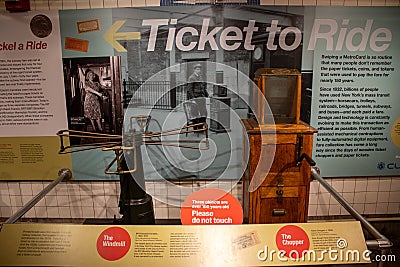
[57, 116, 209, 224]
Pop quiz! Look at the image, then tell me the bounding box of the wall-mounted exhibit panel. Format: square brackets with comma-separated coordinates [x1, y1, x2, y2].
[308, 7, 400, 177]
[0, 6, 399, 182]
[0, 11, 72, 180]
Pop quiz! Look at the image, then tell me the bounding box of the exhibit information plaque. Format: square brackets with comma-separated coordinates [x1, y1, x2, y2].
[0, 222, 369, 266]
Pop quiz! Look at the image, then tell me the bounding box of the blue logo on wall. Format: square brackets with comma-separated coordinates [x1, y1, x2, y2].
[377, 162, 400, 170]
[377, 162, 385, 170]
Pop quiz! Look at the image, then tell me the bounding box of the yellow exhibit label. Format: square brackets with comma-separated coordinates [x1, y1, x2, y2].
[0, 136, 72, 180]
[0, 222, 370, 266]
[391, 117, 400, 147]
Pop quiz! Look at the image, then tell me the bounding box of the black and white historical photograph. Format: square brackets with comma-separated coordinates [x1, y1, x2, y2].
[62, 56, 124, 145]
[111, 5, 305, 182]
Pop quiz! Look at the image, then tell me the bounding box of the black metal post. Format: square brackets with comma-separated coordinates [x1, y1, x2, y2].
[122, 79, 128, 108]
[170, 73, 177, 109]
[115, 130, 155, 225]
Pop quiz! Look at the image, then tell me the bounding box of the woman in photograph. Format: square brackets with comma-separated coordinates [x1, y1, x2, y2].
[83, 68, 107, 132]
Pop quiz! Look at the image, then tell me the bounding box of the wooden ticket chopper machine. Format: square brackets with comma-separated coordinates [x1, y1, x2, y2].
[243, 68, 317, 224]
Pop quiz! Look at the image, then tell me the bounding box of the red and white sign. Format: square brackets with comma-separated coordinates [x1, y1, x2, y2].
[180, 188, 243, 225]
[96, 227, 131, 261]
[275, 225, 310, 259]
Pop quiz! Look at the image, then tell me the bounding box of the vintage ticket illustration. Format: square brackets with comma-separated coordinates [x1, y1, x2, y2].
[77, 19, 101, 33]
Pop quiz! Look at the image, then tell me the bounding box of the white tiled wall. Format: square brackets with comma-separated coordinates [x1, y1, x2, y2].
[0, 0, 399, 12]
[0, 177, 399, 220]
[308, 177, 400, 217]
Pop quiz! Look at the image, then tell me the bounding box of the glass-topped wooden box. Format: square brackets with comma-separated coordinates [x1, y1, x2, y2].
[254, 68, 301, 124]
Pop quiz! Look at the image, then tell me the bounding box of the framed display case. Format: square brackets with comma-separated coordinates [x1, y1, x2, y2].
[253, 68, 301, 124]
